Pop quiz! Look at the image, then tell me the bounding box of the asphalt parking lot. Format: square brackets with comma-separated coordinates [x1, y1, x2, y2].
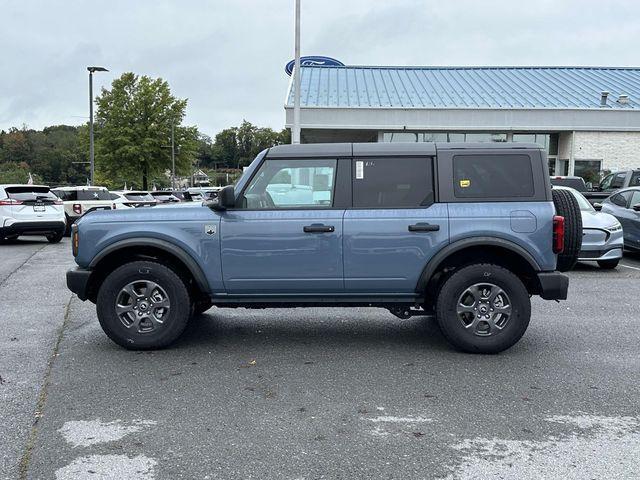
[1, 238, 639, 479]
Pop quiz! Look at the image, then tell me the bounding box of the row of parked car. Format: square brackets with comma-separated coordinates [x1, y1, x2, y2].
[550, 176, 640, 269]
[0, 184, 221, 243]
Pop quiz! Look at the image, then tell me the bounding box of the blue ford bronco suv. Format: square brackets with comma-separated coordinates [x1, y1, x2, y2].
[67, 142, 580, 353]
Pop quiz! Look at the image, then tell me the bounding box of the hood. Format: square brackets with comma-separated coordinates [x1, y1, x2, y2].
[581, 210, 621, 230]
[76, 202, 216, 225]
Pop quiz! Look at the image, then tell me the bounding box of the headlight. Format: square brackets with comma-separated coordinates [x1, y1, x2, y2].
[605, 223, 622, 232]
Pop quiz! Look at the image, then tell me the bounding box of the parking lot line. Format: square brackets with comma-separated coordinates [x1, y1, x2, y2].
[620, 263, 640, 271]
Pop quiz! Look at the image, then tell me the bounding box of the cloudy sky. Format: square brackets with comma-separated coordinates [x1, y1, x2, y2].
[2, 0, 639, 136]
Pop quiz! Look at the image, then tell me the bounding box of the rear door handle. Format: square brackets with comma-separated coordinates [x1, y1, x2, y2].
[408, 223, 440, 232]
[303, 224, 335, 233]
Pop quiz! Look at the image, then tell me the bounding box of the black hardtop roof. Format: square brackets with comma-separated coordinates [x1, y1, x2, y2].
[265, 142, 542, 158]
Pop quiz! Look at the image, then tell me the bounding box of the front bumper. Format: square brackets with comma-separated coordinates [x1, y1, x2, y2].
[537, 272, 569, 300]
[578, 247, 623, 262]
[66, 267, 92, 301]
[1, 220, 66, 237]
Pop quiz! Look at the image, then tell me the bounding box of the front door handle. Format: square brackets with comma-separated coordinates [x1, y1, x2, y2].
[303, 224, 335, 233]
[408, 223, 440, 232]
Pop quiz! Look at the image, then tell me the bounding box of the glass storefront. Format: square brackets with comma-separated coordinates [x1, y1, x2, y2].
[382, 131, 558, 175]
[382, 131, 557, 154]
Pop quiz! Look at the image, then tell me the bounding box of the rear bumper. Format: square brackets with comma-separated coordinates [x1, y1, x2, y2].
[66, 267, 92, 301]
[537, 271, 569, 300]
[1, 220, 66, 237]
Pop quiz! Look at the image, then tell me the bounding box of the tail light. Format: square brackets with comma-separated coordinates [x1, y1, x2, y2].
[73, 203, 82, 214]
[0, 198, 23, 205]
[71, 224, 79, 256]
[553, 215, 565, 254]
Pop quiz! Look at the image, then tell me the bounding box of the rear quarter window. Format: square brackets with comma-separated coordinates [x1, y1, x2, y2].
[453, 154, 534, 199]
[77, 190, 111, 200]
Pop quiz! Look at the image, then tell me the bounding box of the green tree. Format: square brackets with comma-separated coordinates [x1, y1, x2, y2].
[206, 120, 290, 169]
[94, 72, 198, 189]
[0, 161, 37, 184]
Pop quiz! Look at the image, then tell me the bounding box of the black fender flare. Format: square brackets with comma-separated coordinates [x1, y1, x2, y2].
[415, 237, 541, 293]
[88, 238, 209, 293]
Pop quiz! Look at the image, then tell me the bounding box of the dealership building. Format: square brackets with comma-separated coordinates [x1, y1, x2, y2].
[285, 66, 640, 181]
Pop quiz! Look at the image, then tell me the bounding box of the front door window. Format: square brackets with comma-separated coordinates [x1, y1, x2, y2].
[242, 159, 336, 209]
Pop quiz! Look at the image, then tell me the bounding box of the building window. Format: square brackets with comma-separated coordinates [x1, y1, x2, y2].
[513, 133, 556, 154]
[382, 132, 420, 142]
[465, 133, 507, 142]
[574, 160, 603, 184]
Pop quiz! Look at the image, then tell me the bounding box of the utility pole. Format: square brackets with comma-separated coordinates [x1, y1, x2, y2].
[171, 122, 176, 190]
[87, 66, 108, 185]
[292, 0, 301, 144]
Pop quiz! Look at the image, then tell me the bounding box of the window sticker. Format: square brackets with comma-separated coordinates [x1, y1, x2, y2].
[459, 179, 471, 188]
[355, 161, 364, 179]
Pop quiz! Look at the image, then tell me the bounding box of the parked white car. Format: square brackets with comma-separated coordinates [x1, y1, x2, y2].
[50, 186, 115, 234]
[555, 186, 624, 269]
[0, 184, 66, 243]
[186, 187, 221, 202]
[109, 191, 157, 209]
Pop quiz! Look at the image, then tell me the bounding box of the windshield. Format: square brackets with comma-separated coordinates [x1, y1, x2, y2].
[557, 186, 594, 212]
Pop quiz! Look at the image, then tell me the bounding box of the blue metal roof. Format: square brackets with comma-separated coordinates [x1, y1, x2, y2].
[286, 66, 640, 110]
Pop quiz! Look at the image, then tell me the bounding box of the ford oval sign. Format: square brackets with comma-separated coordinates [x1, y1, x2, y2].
[285, 56, 345, 76]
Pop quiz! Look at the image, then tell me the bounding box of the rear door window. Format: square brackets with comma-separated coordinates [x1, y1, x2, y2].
[453, 154, 534, 199]
[352, 157, 434, 208]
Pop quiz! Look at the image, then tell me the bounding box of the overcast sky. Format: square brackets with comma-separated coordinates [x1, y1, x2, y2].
[2, 0, 639, 136]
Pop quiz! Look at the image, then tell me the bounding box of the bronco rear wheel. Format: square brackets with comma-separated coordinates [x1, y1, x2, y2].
[96, 260, 192, 350]
[552, 188, 582, 272]
[436, 263, 531, 354]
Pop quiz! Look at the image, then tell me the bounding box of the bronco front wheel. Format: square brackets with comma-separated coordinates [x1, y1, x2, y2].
[436, 263, 531, 354]
[96, 261, 192, 350]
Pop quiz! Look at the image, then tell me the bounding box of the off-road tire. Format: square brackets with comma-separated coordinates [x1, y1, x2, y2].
[552, 188, 582, 272]
[46, 231, 64, 244]
[436, 263, 531, 354]
[96, 261, 192, 350]
[597, 259, 619, 269]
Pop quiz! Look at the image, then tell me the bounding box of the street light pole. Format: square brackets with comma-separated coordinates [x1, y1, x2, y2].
[87, 66, 108, 185]
[292, 0, 301, 144]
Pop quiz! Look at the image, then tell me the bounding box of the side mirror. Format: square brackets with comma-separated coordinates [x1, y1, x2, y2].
[593, 202, 603, 211]
[585, 182, 593, 190]
[633, 203, 640, 212]
[205, 185, 234, 211]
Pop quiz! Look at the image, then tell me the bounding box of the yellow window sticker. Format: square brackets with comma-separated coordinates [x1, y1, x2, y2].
[459, 179, 471, 188]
